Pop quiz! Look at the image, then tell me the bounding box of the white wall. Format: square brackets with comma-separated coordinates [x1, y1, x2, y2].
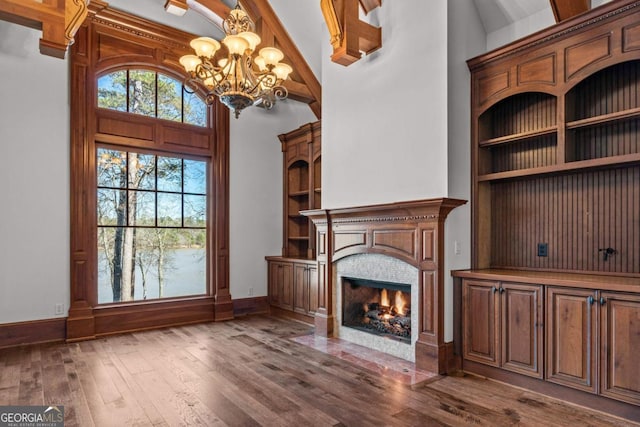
[322, 0, 449, 209]
[445, 0, 486, 341]
[486, 7, 554, 51]
[0, 22, 70, 323]
[229, 102, 316, 300]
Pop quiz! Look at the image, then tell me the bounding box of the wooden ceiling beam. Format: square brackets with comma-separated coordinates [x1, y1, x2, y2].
[0, 0, 89, 58]
[191, 0, 230, 21]
[321, 0, 382, 67]
[549, 0, 590, 23]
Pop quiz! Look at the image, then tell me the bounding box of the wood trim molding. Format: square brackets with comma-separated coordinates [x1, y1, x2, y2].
[0, 318, 66, 349]
[67, 4, 231, 342]
[303, 198, 466, 374]
[0, 0, 89, 58]
[320, 0, 382, 66]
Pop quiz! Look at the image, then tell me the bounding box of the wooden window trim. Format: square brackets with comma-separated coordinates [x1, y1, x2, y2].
[67, 4, 231, 341]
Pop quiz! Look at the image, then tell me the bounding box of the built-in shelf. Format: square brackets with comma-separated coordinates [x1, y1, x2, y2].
[479, 126, 558, 147]
[289, 190, 309, 197]
[288, 236, 310, 241]
[478, 152, 640, 182]
[567, 107, 640, 130]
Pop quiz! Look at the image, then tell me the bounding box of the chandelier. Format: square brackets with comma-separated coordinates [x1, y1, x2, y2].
[179, 4, 292, 118]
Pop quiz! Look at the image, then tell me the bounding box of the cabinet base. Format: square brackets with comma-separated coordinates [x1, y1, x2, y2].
[463, 360, 640, 422]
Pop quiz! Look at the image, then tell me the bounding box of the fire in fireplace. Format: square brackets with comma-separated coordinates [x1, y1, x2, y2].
[342, 277, 411, 342]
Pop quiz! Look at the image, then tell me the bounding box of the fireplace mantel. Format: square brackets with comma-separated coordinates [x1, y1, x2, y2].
[302, 197, 466, 373]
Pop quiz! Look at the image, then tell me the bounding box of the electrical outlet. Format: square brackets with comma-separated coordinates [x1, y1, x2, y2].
[248, 287, 254, 296]
[454, 240, 461, 255]
[55, 303, 64, 315]
[537, 243, 548, 257]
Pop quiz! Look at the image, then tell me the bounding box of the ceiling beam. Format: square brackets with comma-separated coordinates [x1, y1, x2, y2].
[191, 0, 230, 21]
[321, 0, 381, 66]
[0, 0, 89, 58]
[549, 0, 590, 23]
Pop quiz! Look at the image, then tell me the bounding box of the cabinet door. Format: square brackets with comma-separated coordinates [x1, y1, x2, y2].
[293, 263, 309, 314]
[599, 292, 640, 406]
[463, 280, 500, 366]
[546, 287, 597, 393]
[280, 262, 294, 310]
[269, 261, 293, 310]
[308, 264, 318, 315]
[268, 262, 281, 307]
[500, 283, 543, 378]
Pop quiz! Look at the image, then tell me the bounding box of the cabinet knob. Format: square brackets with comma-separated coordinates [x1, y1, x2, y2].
[499, 287, 505, 294]
[588, 295, 595, 305]
[492, 286, 498, 294]
[600, 297, 606, 306]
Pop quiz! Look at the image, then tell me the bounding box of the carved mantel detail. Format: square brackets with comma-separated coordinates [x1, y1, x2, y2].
[303, 197, 466, 373]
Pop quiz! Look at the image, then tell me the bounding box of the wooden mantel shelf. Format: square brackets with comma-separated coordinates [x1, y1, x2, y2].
[0, 0, 89, 58]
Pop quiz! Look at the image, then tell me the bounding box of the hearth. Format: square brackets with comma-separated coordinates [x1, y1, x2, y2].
[342, 277, 411, 342]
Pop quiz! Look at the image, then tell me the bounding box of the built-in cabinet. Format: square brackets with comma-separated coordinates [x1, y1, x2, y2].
[547, 287, 640, 406]
[455, 1, 640, 420]
[266, 122, 321, 321]
[463, 280, 543, 379]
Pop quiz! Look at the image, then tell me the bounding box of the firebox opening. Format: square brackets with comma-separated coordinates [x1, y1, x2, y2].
[342, 277, 411, 343]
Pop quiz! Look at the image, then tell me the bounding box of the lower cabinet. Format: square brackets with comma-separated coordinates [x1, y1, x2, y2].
[547, 287, 640, 406]
[267, 258, 318, 318]
[462, 277, 640, 409]
[463, 280, 543, 378]
[268, 260, 293, 310]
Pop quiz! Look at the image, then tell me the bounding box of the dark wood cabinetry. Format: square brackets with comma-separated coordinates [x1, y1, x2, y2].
[456, 1, 640, 420]
[463, 280, 543, 378]
[267, 121, 321, 321]
[547, 287, 640, 406]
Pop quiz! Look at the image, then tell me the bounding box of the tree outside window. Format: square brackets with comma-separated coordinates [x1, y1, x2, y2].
[97, 148, 207, 303]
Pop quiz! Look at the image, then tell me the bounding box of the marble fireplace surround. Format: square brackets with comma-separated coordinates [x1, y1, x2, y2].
[303, 198, 466, 374]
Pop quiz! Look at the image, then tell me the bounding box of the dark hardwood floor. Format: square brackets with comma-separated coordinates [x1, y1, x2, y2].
[0, 315, 637, 426]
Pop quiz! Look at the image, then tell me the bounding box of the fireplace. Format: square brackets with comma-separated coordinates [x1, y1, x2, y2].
[303, 197, 467, 372]
[334, 253, 419, 362]
[342, 277, 411, 342]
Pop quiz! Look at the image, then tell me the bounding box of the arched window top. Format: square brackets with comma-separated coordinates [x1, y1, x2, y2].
[97, 69, 208, 128]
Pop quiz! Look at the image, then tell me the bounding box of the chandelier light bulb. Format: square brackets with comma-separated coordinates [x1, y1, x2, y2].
[273, 63, 293, 81]
[190, 37, 220, 58]
[223, 35, 250, 56]
[254, 56, 267, 71]
[179, 54, 201, 73]
[238, 31, 261, 53]
[259, 47, 284, 67]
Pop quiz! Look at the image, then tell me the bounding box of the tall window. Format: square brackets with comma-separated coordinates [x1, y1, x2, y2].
[97, 69, 207, 127]
[97, 148, 207, 303]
